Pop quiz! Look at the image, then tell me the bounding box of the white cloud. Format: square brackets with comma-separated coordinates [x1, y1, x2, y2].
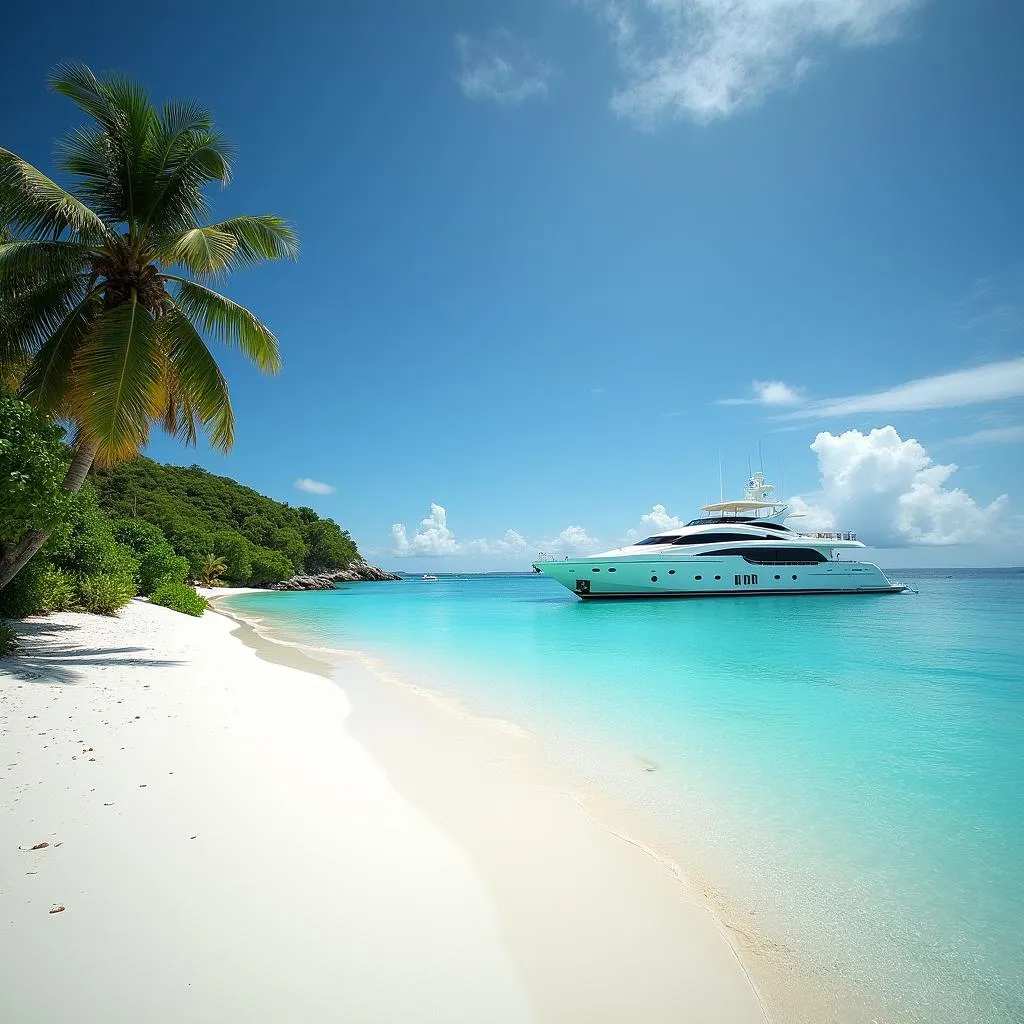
[944, 425, 1024, 447]
[789, 426, 1016, 546]
[587, 0, 924, 125]
[391, 504, 542, 558]
[783, 356, 1024, 419]
[537, 525, 602, 556]
[295, 477, 334, 495]
[391, 503, 460, 556]
[456, 29, 552, 104]
[719, 380, 804, 406]
[641, 503, 685, 530]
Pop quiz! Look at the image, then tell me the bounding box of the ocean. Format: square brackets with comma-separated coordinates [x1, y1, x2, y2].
[228, 569, 1024, 1023]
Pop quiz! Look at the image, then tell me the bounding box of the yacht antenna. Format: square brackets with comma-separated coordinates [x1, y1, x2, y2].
[718, 450, 723, 503]
[758, 442, 764, 475]
[780, 461, 785, 501]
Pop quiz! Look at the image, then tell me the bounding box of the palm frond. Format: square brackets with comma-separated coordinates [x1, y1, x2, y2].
[0, 273, 89, 371]
[71, 292, 162, 460]
[160, 226, 238, 274]
[0, 148, 114, 243]
[57, 126, 126, 226]
[158, 306, 234, 450]
[142, 135, 233, 240]
[206, 215, 299, 267]
[172, 279, 281, 373]
[17, 291, 100, 412]
[0, 239, 93, 296]
[50, 63, 158, 233]
[152, 373, 200, 447]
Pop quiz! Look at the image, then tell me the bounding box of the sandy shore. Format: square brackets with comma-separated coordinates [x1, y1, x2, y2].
[1, 599, 767, 1023]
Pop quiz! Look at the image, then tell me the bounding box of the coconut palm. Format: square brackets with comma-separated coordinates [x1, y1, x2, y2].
[0, 64, 297, 590]
[197, 552, 227, 587]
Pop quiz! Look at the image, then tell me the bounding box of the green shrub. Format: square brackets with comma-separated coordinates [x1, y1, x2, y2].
[46, 485, 140, 581]
[37, 565, 76, 612]
[150, 582, 207, 617]
[111, 517, 166, 556]
[0, 560, 47, 619]
[0, 392, 71, 548]
[138, 542, 190, 595]
[0, 620, 16, 656]
[76, 572, 136, 615]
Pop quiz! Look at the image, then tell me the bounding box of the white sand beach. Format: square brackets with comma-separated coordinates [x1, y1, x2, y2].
[1, 599, 767, 1024]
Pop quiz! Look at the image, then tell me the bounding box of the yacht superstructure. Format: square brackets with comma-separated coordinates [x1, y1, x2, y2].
[532, 474, 906, 599]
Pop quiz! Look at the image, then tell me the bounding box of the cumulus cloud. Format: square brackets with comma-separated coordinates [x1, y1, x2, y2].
[587, 0, 924, 125]
[391, 504, 538, 558]
[783, 356, 1024, 419]
[456, 29, 552, 104]
[641, 504, 685, 530]
[537, 525, 602, 556]
[295, 478, 334, 495]
[789, 426, 1016, 546]
[719, 380, 804, 406]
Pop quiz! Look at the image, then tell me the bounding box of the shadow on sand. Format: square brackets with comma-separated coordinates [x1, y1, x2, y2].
[1, 617, 183, 685]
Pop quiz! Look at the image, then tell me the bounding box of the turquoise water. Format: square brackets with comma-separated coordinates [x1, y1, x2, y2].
[230, 570, 1024, 1022]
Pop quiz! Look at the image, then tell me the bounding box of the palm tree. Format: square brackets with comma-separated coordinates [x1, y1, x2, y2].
[197, 552, 227, 587]
[0, 64, 297, 590]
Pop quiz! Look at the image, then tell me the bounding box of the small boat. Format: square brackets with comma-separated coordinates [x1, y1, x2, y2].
[421, 574, 438, 581]
[532, 473, 906, 599]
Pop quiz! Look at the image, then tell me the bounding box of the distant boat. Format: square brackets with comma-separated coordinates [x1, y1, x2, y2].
[421, 574, 438, 581]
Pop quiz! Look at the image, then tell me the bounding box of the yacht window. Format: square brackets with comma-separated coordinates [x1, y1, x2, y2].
[697, 547, 827, 565]
[672, 532, 764, 545]
[634, 534, 683, 545]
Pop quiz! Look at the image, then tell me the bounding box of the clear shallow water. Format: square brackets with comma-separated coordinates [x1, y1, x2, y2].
[230, 570, 1024, 1023]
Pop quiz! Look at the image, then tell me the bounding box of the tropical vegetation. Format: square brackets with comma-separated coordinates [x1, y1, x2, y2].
[0, 620, 15, 656]
[0, 63, 297, 593]
[91, 457, 360, 585]
[150, 581, 208, 617]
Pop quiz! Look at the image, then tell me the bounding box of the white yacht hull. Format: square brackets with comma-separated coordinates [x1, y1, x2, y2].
[534, 557, 905, 599]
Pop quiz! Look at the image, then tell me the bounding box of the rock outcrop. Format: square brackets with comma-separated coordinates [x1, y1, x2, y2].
[269, 560, 401, 591]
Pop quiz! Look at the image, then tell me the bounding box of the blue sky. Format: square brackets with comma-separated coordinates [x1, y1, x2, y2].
[3, 0, 1023, 568]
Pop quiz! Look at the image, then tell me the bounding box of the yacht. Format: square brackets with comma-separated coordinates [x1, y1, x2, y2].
[532, 473, 906, 599]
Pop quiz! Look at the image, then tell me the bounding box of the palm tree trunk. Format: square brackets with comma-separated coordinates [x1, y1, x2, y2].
[0, 441, 99, 592]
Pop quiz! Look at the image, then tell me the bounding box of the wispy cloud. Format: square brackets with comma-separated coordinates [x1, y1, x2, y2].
[782, 356, 1024, 419]
[718, 380, 804, 406]
[944, 425, 1024, 447]
[585, 0, 925, 126]
[456, 29, 552, 104]
[295, 477, 334, 495]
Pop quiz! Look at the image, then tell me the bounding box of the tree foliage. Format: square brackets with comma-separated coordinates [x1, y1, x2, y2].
[0, 63, 297, 465]
[91, 456, 359, 586]
[0, 63, 295, 593]
[0, 390, 70, 546]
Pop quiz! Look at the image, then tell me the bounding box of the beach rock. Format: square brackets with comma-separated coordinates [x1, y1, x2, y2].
[269, 561, 401, 591]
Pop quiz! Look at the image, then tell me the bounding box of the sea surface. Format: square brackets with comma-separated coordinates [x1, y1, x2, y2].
[228, 569, 1024, 1023]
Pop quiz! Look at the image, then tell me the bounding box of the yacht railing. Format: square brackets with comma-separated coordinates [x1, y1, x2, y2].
[797, 531, 858, 541]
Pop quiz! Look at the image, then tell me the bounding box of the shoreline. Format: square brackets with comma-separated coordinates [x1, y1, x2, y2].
[212, 594, 782, 1023]
[2, 598, 768, 1023]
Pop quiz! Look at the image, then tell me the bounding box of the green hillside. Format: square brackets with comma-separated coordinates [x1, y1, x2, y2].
[92, 458, 359, 586]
